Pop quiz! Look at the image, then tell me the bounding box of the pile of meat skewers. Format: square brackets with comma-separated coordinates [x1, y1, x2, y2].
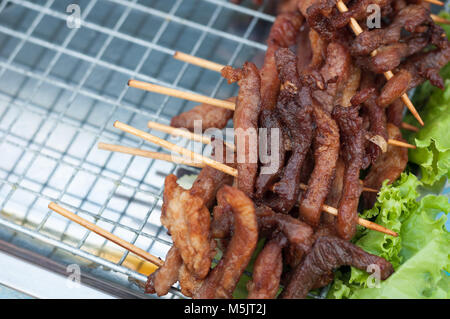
[146, 0, 450, 299]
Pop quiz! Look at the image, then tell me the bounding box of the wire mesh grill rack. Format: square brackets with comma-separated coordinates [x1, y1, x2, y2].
[0, 0, 278, 298]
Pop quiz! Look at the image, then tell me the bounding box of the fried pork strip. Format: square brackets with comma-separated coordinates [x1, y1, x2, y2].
[194, 186, 258, 299]
[263, 48, 314, 213]
[222, 62, 261, 198]
[170, 97, 235, 132]
[161, 175, 215, 279]
[333, 104, 365, 241]
[386, 98, 404, 127]
[350, 5, 435, 56]
[147, 140, 233, 296]
[402, 46, 450, 91]
[256, 205, 314, 259]
[145, 246, 182, 296]
[303, 0, 395, 41]
[363, 123, 408, 208]
[247, 235, 287, 299]
[254, 109, 286, 199]
[379, 45, 450, 108]
[178, 263, 204, 298]
[378, 69, 412, 108]
[260, 10, 303, 109]
[282, 236, 394, 299]
[360, 73, 388, 166]
[312, 42, 352, 113]
[356, 36, 429, 74]
[212, 203, 314, 258]
[325, 156, 345, 208]
[256, 11, 304, 198]
[299, 103, 340, 228]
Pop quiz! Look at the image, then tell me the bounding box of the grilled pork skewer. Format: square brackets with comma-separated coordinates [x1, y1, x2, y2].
[128, 79, 416, 149]
[111, 121, 398, 237]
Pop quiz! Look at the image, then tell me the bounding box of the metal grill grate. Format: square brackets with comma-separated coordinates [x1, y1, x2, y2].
[0, 0, 275, 298]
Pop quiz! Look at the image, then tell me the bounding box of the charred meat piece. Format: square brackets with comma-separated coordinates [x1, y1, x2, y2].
[260, 10, 303, 113]
[333, 105, 365, 241]
[312, 42, 352, 113]
[282, 236, 394, 299]
[247, 235, 287, 299]
[299, 103, 340, 228]
[171, 97, 235, 132]
[267, 10, 304, 48]
[256, 205, 314, 259]
[260, 12, 301, 116]
[363, 123, 408, 208]
[266, 48, 314, 213]
[211, 203, 314, 268]
[145, 246, 182, 296]
[350, 5, 434, 56]
[222, 63, 261, 198]
[304, 0, 393, 41]
[356, 36, 429, 74]
[212, 203, 314, 257]
[254, 109, 286, 199]
[339, 0, 392, 22]
[403, 46, 450, 91]
[296, 24, 313, 74]
[210, 188, 234, 239]
[386, 98, 405, 127]
[194, 186, 258, 299]
[271, 99, 313, 213]
[304, 0, 344, 41]
[325, 156, 345, 208]
[340, 64, 362, 108]
[256, 11, 304, 198]
[360, 73, 388, 165]
[378, 69, 412, 107]
[161, 175, 216, 279]
[379, 46, 450, 106]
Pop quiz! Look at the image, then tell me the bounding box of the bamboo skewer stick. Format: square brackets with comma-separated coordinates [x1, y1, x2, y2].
[98, 142, 205, 168]
[114, 121, 237, 177]
[387, 139, 416, 149]
[129, 79, 416, 149]
[174, 51, 225, 72]
[48, 202, 164, 267]
[400, 122, 420, 133]
[431, 14, 450, 25]
[113, 122, 397, 237]
[100, 139, 379, 194]
[147, 120, 236, 151]
[128, 80, 235, 110]
[361, 185, 378, 193]
[144, 123, 380, 192]
[335, 1, 424, 126]
[425, 0, 444, 6]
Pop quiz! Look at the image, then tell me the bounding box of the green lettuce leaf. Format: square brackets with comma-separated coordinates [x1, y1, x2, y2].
[407, 97, 450, 186]
[355, 174, 421, 270]
[406, 13, 450, 186]
[328, 173, 450, 299]
[351, 235, 449, 299]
